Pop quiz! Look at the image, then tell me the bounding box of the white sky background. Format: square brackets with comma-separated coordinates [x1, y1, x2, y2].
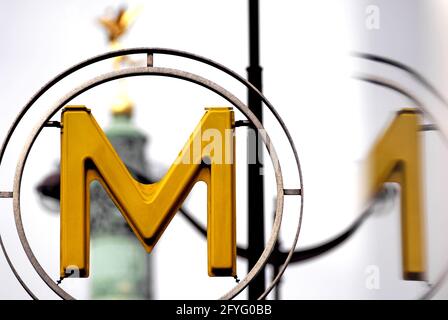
[1, 0, 448, 299]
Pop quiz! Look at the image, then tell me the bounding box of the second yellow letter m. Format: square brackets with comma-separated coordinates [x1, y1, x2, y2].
[60, 106, 236, 278]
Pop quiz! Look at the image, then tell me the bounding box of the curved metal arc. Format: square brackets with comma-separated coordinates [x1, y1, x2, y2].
[38, 161, 372, 265]
[0, 233, 37, 299]
[352, 51, 448, 108]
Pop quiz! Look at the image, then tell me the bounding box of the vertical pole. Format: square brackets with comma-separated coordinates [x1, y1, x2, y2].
[273, 241, 281, 300]
[247, 0, 265, 300]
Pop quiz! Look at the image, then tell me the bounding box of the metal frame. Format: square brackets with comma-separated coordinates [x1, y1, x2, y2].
[0, 48, 305, 300]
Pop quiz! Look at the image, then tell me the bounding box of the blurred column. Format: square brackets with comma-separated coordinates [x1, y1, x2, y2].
[90, 103, 153, 299]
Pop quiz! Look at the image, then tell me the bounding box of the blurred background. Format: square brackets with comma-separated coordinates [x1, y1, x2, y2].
[1, 0, 448, 299]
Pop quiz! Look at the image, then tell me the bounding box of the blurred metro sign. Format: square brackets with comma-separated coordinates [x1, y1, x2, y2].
[363, 108, 425, 280]
[59, 105, 426, 282]
[60, 106, 236, 278]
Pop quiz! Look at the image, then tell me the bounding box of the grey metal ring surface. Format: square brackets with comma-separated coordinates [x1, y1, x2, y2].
[12, 66, 288, 300]
[0, 48, 304, 300]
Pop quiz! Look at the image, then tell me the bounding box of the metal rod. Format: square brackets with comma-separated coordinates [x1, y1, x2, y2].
[0, 191, 13, 198]
[284, 189, 302, 196]
[247, 0, 266, 300]
[147, 53, 153, 67]
[44, 121, 62, 128]
[272, 238, 281, 300]
[420, 124, 437, 131]
[234, 119, 253, 128]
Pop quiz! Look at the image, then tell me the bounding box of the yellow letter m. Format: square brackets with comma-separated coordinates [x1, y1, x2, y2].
[60, 106, 236, 278]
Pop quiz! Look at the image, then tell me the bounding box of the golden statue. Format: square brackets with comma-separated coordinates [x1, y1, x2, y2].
[98, 5, 142, 116]
[99, 6, 142, 48]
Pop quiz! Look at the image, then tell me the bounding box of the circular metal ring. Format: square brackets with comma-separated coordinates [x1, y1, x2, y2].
[13, 67, 289, 300]
[0, 48, 304, 300]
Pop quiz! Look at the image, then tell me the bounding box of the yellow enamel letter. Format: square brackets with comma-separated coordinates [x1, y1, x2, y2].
[60, 106, 236, 278]
[364, 109, 425, 280]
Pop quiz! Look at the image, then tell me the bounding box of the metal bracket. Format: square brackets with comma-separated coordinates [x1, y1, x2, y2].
[0, 191, 13, 198]
[44, 121, 62, 128]
[147, 53, 153, 67]
[420, 124, 437, 131]
[234, 120, 254, 128]
[284, 189, 301, 196]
